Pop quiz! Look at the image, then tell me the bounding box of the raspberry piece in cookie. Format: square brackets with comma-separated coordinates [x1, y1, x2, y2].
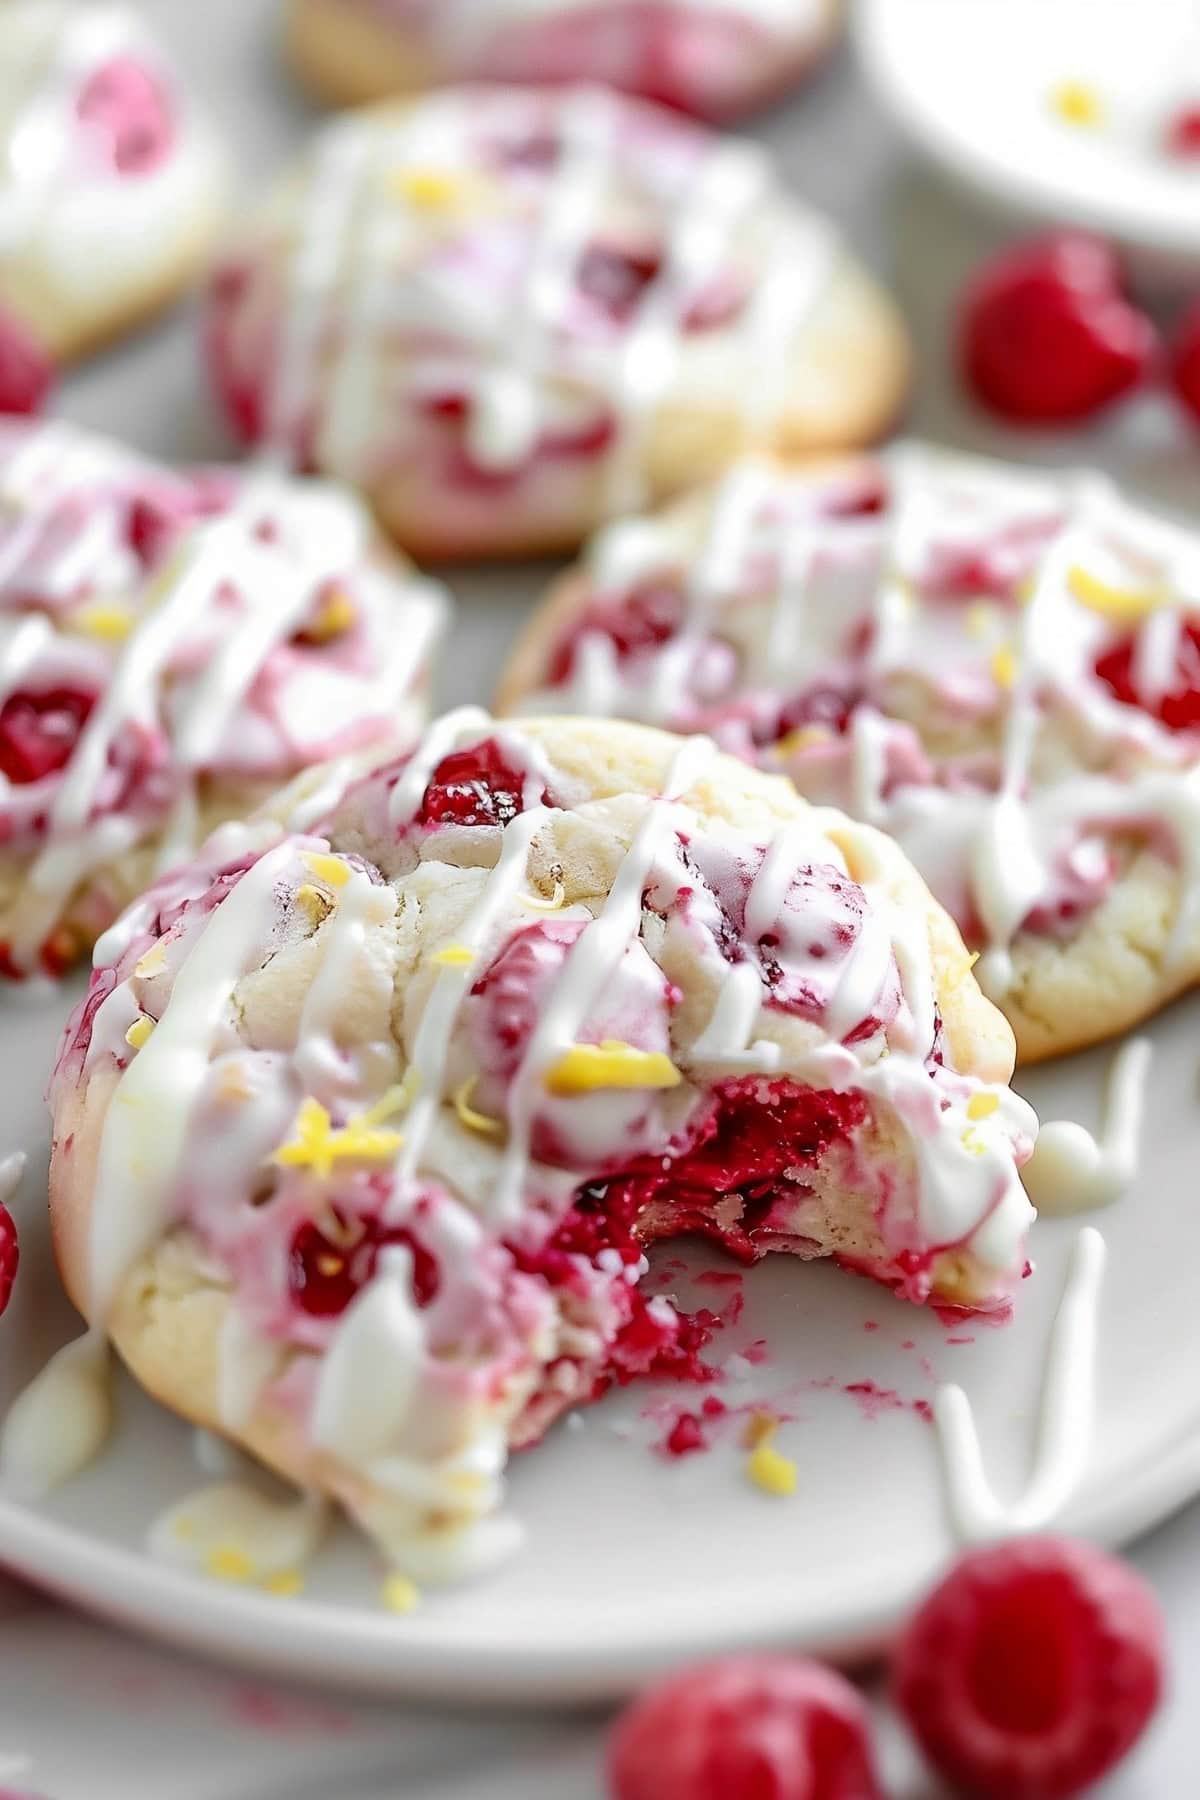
[0, 2, 227, 361]
[0, 418, 447, 978]
[50, 712, 1033, 1580]
[281, 0, 845, 125]
[498, 444, 1200, 1060]
[205, 84, 907, 561]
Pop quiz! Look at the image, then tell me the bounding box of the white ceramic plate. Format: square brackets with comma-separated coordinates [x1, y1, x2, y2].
[856, 0, 1200, 257]
[1, 971, 1199, 1702]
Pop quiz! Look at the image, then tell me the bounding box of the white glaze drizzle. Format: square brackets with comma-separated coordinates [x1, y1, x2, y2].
[0, 422, 446, 969]
[491, 733, 714, 1220]
[0, 1330, 111, 1496]
[251, 88, 836, 515]
[529, 442, 1200, 997]
[934, 1227, 1107, 1544]
[1022, 1037, 1152, 1216]
[149, 1479, 329, 1581]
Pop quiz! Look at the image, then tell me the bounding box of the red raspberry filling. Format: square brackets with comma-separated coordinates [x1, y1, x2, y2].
[609, 1653, 883, 1800]
[894, 1536, 1165, 1800]
[1166, 104, 1200, 157]
[0, 1198, 17, 1317]
[766, 682, 858, 744]
[416, 738, 543, 829]
[1093, 619, 1200, 732]
[0, 687, 95, 785]
[288, 1211, 440, 1316]
[76, 56, 174, 176]
[566, 1076, 869, 1268]
[1169, 298, 1200, 432]
[547, 581, 686, 686]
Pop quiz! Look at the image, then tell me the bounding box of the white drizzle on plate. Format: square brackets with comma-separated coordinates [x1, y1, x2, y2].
[934, 1227, 1107, 1545]
[1023, 1037, 1152, 1216]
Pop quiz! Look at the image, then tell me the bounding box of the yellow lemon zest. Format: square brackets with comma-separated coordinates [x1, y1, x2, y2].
[967, 1091, 1000, 1121]
[746, 1442, 797, 1497]
[206, 1546, 255, 1583]
[1067, 562, 1164, 625]
[304, 587, 356, 641]
[301, 851, 351, 889]
[219, 1059, 253, 1102]
[380, 1572, 421, 1614]
[967, 950, 981, 969]
[989, 644, 1018, 689]
[432, 943, 475, 968]
[73, 602, 134, 641]
[391, 167, 463, 211]
[774, 724, 832, 758]
[294, 883, 331, 926]
[134, 941, 167, 979]
[961, 1125, 988, 1159]
[357, 1080, 415, 1129]
[263, 1569, 305, 1597]
[965, 601, 996, 640]
[272, 1097, 404, 1178]
[1050, 79, 1104, 128]
[741, 1412, 777, 1451]
[520, 880, 566, 912]
[124, 1014, 155, 1051]
[453, 1075, 504, 1139]
[544, 1039, 682, 1097]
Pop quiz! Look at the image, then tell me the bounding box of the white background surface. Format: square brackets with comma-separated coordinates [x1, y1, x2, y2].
[3, 0, 1200, 1793]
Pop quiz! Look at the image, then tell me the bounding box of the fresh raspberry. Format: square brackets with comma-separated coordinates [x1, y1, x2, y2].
[547, 581, 685, 685]
[1166, 104, 1200, 157]
[893, 1536, 1165, 1799]
[959, 234, 1156, 423]
[1169, 298, 1200, 430]
[608, 1654, 882, 1800]
[0, 306, 55, 415]
[0, 688, 95, 785]
[0, 1200, 17, 1316]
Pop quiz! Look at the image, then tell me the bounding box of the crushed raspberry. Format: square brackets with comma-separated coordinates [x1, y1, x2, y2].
[893, 1536, 1165, 1800]
[0, 1199, 17, 1316]
[416, 738, 541, 829]
[662, 1411, 706, 1456]
[0, 688, 95, 785]
[0, 307, 55, 416]
[609, 1654, 883, 1800]
[1093, 619, 1200, 731]
[1166, 104, 1200, 156]
[581, 1077, 868, 1267]
[921, 515, 1061, 602]
[546, 582, 685, 686]
[76, 57, 173, 176]
[959, 233, 1156, 423]
[288, 1213, 440, 1317]
[1169, 298, 1200, 430]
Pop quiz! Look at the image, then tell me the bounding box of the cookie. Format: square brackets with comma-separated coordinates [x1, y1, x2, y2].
[282, 0, 844, 124]
[205, 86, 908, 562]
[50, 711, 1034, 1578]
[0, 419, 447, 978]
[0, 1, 228, 363]
[497, 445, 1200, 1061]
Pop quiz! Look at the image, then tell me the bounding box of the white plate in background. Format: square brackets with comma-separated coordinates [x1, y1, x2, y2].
[856, 0, 1200, 257]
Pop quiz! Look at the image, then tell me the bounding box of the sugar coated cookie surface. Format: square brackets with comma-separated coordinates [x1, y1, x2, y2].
[205, 85, 907, 561]
[282, 0, 843, 123]
[0, 420, 447, 977]
[498, 445, 1200, 1060]
[0, 1, 228, 361]
[51, 711, 1034, 1577]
